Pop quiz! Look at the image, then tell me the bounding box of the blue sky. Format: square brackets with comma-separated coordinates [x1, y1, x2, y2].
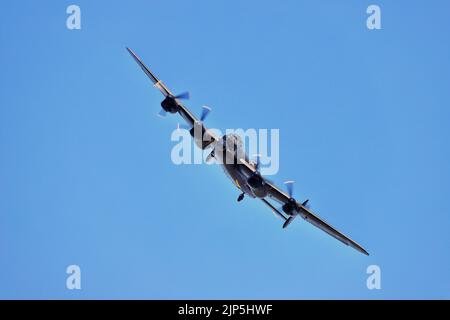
[1, 0, 449, 299]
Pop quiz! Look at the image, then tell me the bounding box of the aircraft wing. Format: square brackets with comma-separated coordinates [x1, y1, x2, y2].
[126, 47, 200, 129]
[266, 181, 369, 255]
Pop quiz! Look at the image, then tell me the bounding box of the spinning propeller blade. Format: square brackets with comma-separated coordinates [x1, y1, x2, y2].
[174, 91, 190, 100]
[284, 180, 295, 198]
[200, 105, 212, 121]
[157, 109, 167, 118]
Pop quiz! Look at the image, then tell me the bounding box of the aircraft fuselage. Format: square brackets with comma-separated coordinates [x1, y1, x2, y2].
[213, 134, 269, 199]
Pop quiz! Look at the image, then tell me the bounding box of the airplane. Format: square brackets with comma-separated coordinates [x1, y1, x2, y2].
[126, 47, 369, 256]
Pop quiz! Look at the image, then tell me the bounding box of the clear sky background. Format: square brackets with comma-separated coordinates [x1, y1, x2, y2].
[1, 0, 449, 299]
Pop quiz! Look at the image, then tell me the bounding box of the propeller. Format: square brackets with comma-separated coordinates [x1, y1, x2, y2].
[302, 199, 310, 209]
[284, 180, 295, 198]
[200, 105, 211, 122]
[281, 180, 310, 228]
[173, 91, 190, 100]
[177, 105, 212, 131]
[283, 180, 309, 208]
[157, 92, 190, 118]
[177, 106, 212, 130]
[158, 109, 167, 118]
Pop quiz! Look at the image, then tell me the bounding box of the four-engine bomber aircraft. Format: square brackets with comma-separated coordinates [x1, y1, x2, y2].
[127, 47, 369, 255]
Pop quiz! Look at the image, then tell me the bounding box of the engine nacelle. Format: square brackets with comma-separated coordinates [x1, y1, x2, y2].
[161, 97, 179, 113]
[247, 174, 263, 189]
[247, 173, 268, 198]
[282, 198, 298, 215]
